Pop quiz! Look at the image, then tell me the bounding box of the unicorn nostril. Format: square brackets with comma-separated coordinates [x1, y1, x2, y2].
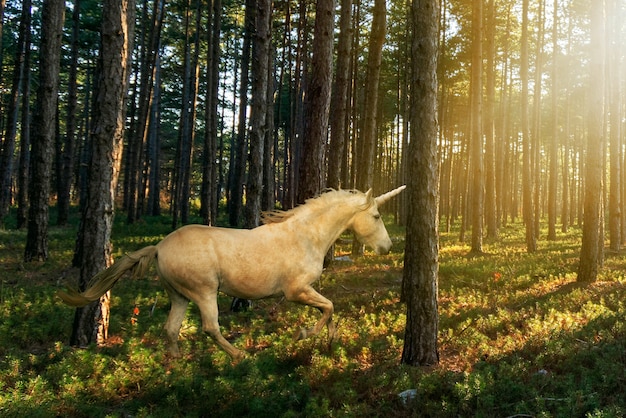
[377, 239, 392, 255]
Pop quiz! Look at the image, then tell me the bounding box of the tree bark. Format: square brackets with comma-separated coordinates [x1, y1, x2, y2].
[484, 0, 497, 240]
[127, 0, 165, 223]
[577, 0, 605, 282]
[245, 0, 272, 229]
[326, 0, 352, 190]
[0, 0, 30, 227]
[296, 0, 335, 204]
[355, 0, 385, 192]
[469, 0, 484, 254]
[56, 0, 80, 226]
[401, 0, 439, 367]
[70, 0, 135, 347]
[547, 0, 558, 241]
[607, 0, 621, 251]
[201, 0, 222, 225]
[521, 0, 536, 253]
[229, 0, 254, 225]
[24, 0, 64, 261]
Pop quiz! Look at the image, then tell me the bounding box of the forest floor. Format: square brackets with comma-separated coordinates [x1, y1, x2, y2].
[1, 211, 626, 417]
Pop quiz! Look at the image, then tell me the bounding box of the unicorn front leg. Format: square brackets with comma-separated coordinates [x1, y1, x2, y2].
[286, 285, 336, 341]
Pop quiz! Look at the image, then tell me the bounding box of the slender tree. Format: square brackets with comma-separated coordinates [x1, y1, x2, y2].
[484, 0, 497, 240]
[16, 9, 32, 230]
[326, 0, 352, 190]
[296, 0, 335, 204]
[56, 0, 81, 226]
[469, 0, 484, 254]
[245, 0, 272, 228]
[24, 0, 65, 261]
[127, 0, 165, 223]
[70, 0, 135, 346]
[401, 0, 439, 367]
[521, 0, 536, 253]
[0, 0, 30, 227]
[577, 0, 605, 282]
[229, 0, 254, 225]
[547, 0, 558, 241]
[607, 0, 621, 251]
[355, 0, 386, 191]
[201, 0, 222, 225]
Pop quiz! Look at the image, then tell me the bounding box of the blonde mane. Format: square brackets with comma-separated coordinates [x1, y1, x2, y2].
[261, 189, 371, 225]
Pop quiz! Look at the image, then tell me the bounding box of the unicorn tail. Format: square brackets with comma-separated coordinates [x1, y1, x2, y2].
[58, 246, 158, 307]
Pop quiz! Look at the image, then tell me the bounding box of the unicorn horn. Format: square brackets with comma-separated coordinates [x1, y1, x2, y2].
[375, 185, 407, 206]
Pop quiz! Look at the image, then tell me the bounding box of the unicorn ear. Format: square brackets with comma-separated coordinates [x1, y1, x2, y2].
[375, 185, 407, 206]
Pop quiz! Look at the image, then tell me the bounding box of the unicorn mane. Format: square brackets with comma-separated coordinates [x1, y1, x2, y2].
[261, 189, 371, 225]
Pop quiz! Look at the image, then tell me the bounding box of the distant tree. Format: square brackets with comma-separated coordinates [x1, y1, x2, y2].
[126, 0, 165, 223]
[577, 0, 605, 282]
[469, 0, 484, 254]
[355, 0, 386, 192]
[401, 0, 439, 367]
[547, 0, 558, 241]
[172, 0, 201, 228]
[200, 0, 222, 225]
[24, 0, 65, 261]
[229, 0, 254, 226]
[521, 0, 536, 253]
[484, 0, 497, 240]
[70, 0, 134, 346]
[296, 0, 335, 204]
[16, 7, 32, 230]
[245, 0, 272, 229]
[326, 0, 352, 190]
[0, 0, 30, 228]
[56, 0, 80, 227]
[607, 0, 621, 251]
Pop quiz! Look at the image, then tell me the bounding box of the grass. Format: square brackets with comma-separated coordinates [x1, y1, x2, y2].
[1, 211, 626, 417]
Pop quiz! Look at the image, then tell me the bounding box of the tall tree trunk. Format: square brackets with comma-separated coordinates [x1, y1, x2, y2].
[24, 0, 64, 261]
[326, 0, 352, 190]
[351, 0, 384, 257]
[577, 0, 605, 282]
[70, 0, 135, 347]
[56, 0, 80, 226]
[16, 18, 31, 230]
[296, 0, 335, 204]
[172, 0, 201, 228]
[0, 0, 30, 227]
[245, 0, 272, 228]
[201, 0, 222, 225]
[469, 0, 484, 254]
[484, 0, 497, 240]
[355, 0, 385, 191]
[145, 52, 161, 216]
[608, 0, 621, 251]
[229, 0, 254, 226]
[521, 0, 536, 253]
[547, 0, 558, 241]
[532, 0, 544, 239]
[401, 0, 439, 367]
[127, 0, 165, 224]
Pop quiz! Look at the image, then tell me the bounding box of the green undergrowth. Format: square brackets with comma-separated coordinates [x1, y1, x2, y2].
[1, 212, 626, 417]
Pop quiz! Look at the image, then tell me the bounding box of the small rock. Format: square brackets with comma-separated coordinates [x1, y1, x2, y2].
[398, 389, 418, 405]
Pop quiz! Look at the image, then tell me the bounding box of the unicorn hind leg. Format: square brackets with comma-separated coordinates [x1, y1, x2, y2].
[162, 282, 189, 358]
[197, 293, 246, 360]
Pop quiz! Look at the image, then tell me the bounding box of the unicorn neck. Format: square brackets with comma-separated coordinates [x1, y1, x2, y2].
[295, 201, 358, 257]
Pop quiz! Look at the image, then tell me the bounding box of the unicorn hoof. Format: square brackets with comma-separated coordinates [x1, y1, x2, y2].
[293, 328, 307, 341]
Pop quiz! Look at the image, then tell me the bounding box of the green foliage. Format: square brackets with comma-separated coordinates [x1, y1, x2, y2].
[2, 216, 626, 417]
